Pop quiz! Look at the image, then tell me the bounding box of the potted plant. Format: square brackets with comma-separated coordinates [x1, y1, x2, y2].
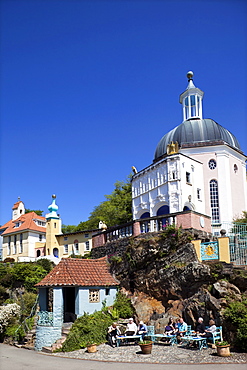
[86, 340, 97, 353]
[215, 340, 230, 357]
[139, 340, 153, 354]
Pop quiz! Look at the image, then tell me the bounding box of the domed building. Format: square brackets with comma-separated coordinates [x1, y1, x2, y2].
[132, 72, 247, 234]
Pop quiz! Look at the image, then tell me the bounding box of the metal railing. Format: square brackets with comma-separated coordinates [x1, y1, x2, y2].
[37, 311, 54, 326]
[14, 294, 39, 340]
[213, 222, 247, 265]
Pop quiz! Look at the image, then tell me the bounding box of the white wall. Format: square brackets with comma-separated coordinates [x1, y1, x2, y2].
[132, 153, 206, 219]
[182, 144, 247, 224]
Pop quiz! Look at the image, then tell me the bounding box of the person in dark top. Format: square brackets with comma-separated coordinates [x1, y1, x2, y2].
[137, 320, 147, 340]
[107, 322, 121, 347]
[164, 317, 177, 335]
[196, 317, 206, 335]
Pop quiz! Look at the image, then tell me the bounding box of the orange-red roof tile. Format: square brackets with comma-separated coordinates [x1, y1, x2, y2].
[36, 257, 119, 287]
[1, 212, 46, 235]
[12, 201, 22, 210]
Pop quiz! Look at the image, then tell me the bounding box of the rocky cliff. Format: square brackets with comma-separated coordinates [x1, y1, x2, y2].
[91, 226, 247, 340]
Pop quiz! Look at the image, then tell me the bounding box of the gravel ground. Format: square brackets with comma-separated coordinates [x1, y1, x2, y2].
[52, 342, 247, 364]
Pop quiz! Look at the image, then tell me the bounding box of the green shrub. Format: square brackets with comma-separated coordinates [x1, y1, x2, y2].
[62, 311, 113, 352]
[112, 291, 134, 319]
[223, 299, 247, 352]
[110, 307, 119, 320]
[0, 285, 9, 305]
[36, 259, 54, 273]
[110, 255, 122, 264]
[5, 317, 35, 342]
[0, 264, 9, 280]
[161, 224, 193, 249]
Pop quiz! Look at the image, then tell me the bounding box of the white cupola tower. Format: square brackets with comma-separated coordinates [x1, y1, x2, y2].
[179, 71, 204, 122]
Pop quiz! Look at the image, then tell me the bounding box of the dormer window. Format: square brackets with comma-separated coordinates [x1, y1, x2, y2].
[15, 222, 21, 228]
[36, 220, 46, 227]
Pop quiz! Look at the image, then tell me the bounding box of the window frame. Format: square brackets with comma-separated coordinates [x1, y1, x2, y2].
[89, 289, 100, 303]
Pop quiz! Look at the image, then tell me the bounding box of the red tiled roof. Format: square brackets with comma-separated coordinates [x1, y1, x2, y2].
[1, 212, 46, 235]
[35, 257, 119, 287]
[12, 201, 22, 210]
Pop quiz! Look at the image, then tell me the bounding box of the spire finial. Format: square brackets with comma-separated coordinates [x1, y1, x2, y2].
[187, 71, 194, 81]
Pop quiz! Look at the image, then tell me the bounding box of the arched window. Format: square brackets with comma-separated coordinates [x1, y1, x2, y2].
[140, 212, 150, 233]
[210, 179, 220, 224]
[37, 250, 41, 257]
[140, 212, 150, 219]
[53, 248, 59, 258]
[156, 205, 170, 216]
[156, 205, 170, 231]
[183, 206, 191, 211]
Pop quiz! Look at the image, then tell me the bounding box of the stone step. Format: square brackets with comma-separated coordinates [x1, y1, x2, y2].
[21, 344, 35, 350]
[52, 343, 62, 351]
[62, 328, 70, 335]
[55, 336, 67, 345]
[25, 334, 34, 340]
[42, 346, 53, 353]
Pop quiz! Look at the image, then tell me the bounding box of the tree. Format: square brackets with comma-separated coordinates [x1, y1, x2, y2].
[233, 211, 247, 224]
[62, 224, 78, 234]
[62, 176, 132, 233]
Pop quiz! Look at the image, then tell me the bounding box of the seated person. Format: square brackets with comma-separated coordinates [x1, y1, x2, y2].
[125, 317, 137, 336]
[137, 320, 147, 339]
[107, 322, 121, 347]
[177, 317, 188, 337]
[196, 317, 206, 336]
[204, 319, 217, 338]
[174, 317, 180, 330]
[164, 317, 177, 335]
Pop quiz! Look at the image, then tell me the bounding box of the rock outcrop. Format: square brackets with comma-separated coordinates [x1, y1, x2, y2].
[91, 228, 246, 335]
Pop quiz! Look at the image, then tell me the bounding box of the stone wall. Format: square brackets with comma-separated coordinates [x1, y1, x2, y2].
[91, 232, 159, 259]
[35, 325, 62, 351]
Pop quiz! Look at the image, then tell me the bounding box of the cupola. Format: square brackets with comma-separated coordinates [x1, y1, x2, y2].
[46, 194, 59, 219]
[179, 71, 204, 122]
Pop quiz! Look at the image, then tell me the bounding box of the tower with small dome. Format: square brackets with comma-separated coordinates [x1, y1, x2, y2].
[132, 72, 247, 234]
[45, 195, 62, 257]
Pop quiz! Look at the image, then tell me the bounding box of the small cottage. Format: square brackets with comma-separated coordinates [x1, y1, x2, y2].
[35, 256, 119, 350]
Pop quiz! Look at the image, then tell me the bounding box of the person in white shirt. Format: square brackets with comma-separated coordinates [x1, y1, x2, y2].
[125, 318, 137, 336]
[203, 319, 217, 338]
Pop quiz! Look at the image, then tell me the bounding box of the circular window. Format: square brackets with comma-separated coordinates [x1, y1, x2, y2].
[208, 159, 217, 170]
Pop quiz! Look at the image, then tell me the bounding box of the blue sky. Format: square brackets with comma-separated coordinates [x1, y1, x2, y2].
[1, 0, 246, 227]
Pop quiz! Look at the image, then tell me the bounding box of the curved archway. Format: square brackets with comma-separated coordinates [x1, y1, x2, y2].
[183, 201, 195, 211]
[36, 250, 41, 257]
[183, 206, 191, 211]
[156, 205, 170, 216]
[53, 248, 59, 258]
[156, 205, 170, 231]
[140, 211, 150, 233]
[140, 212, 150, 219]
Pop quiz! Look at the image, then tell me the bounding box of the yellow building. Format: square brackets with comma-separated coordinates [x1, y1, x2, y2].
[0, 196, 98, 263]
[1, 200, 46, 262]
